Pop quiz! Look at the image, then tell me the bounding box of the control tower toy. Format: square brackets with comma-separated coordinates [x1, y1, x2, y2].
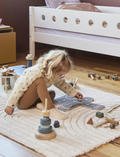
[26, 54, 34, 67]
[35, 98, 56, 140]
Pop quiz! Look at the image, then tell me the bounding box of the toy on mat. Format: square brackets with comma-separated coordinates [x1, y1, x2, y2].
[68, 78, 80, 90]
[54, 95, 105, 111]
[35, 98, 56, 140]
[93, 118, 119, 128]
[26, 54, 34, 67]
[54, 120, 60, 128]
[0, 65, 16, 91]
[87, 118, 93, 125]
[93, 104, 120, 128]
[0, 65, 15, 76]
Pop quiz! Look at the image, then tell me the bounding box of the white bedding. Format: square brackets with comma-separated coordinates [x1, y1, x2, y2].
[35, 27, 120, 45]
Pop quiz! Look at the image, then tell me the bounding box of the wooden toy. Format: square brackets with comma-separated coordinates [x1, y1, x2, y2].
[93, 119, 107, 128]
[88, 73, 95, 80]
[104, 104, 120, 113]
[54, 95, 105, 111]
[105, 75, 110, 79]
[113, 73, 118, 76]
[93, 118, 119, 128]
[97, 76, 101, 79]
[69, 81, 73, 86]
[68, 78, 80, 90]
[0, 73, 16, 93]
[4, 84, 11, 90]
[104, 125, 110, 128]
[94, 104, 120, 128]
[110, 123, 116, 129]
[96, 111, 104, 118]
[104, 112, 114, 120]
[87, 118, 93, 125]
[35, 98, 56, 140]
[54, 121, 60, 128]
[112, 76, 118, 81]
[26, 54, 34, 67]
[0, 65, 15, 76]
[106, 118, 119, 126]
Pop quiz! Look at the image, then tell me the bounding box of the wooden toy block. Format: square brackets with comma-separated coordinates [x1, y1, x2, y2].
[104, 113, 114, 120]
[112, 76, 118, 81]
[106, 118, 119, 126]
[88, 73, 95, 80]
[88, 73, 95, 77]
[54, 120, 60, 128]
[110, 123, 116, 129]
[104, 104, 120, 113]
[96, 111, 104, 118]
[97, 76, 101, 79]
[113, 73, 118, 76]
[105, 75, 110, 79]
[87, 118, 93, 125]
[93, 119, 107, 128]
[104, 125, 110, 128]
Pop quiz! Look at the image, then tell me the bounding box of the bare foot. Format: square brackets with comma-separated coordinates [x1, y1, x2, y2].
[50, 108, 68, 120]
[36, 103, 68, 120]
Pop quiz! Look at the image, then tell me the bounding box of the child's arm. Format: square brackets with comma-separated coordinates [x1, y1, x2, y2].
[54, 78, 83, 99]
[5, 106, 14, 115]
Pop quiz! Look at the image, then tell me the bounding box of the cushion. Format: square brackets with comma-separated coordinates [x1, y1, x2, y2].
[45, 0, 80, 8]
[57, 2, 101, 12]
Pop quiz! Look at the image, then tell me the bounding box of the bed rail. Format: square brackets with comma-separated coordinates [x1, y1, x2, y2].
[32, 6, 120, 39]
[29, 6, 120, 57]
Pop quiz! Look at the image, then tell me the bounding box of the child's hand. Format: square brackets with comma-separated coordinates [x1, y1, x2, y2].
[5, 106, 14, 115]
[75, 92, 83, 101]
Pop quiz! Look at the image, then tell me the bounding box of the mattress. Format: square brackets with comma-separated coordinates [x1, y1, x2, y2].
[35, 27, 120, 45]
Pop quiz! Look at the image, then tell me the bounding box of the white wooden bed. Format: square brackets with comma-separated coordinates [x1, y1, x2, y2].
[29, 6, 120, 57]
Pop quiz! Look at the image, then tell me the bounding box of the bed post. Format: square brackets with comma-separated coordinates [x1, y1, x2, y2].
[29, 7, 35, 56]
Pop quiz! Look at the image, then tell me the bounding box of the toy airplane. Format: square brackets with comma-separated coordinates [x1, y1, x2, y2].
[69, 78, 80, 90]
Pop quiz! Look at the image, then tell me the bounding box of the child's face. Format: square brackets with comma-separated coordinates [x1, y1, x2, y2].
[54, 69, 69, 78]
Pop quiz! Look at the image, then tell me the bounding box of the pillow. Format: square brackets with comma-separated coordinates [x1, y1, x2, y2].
[57, 2, 101, 12]
[45, 0, 80, 8]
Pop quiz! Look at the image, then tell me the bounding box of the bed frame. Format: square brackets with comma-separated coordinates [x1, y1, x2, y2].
[29, 6, 120, 57]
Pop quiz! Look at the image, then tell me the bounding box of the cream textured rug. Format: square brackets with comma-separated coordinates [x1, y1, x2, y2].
[0, 85, 120, 157]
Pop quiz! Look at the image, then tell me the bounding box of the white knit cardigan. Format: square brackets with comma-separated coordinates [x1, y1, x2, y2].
[7, 64, 77, 108]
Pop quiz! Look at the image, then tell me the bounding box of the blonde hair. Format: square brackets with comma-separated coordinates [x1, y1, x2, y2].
[37, 49, 73, 79]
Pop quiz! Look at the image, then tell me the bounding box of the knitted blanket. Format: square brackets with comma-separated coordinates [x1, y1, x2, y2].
[0, 85, 120, 157]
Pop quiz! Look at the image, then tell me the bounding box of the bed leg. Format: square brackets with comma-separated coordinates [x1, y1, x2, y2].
[29, 6, 35, 57]
[29, 40, 35, 57]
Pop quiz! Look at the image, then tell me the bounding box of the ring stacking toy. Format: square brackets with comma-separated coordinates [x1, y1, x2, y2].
[35, 98, 56, 140]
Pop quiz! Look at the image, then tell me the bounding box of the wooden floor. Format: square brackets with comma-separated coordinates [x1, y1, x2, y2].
[0, 48, 120, 157]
